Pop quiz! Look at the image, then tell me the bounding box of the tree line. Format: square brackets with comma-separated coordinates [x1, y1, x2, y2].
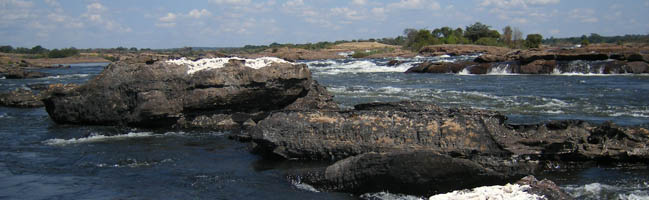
[0, 45, 80, 58]
[543, 33, 649, 46]
[393, 22, 542, 51]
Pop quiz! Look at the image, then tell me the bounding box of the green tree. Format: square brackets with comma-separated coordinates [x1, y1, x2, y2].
[502, 26, 513, 47]
[524, 34, 543, 48]
[0, 45, 14, 53]
[475, 37, 499, 46]
[464, 22, 492, 42]
[30, 45, 48, 54]
[581, 39, 590, 47]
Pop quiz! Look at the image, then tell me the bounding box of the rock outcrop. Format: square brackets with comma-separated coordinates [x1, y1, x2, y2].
[43, 57, 337, 129]
[0, 84, 77, 108]
[1, 68, 49, 79]
[251, 101, 649, 162]
[251, 101, 649, 194]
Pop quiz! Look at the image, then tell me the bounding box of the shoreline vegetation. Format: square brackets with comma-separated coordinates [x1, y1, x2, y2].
[2, 22, 648, 67]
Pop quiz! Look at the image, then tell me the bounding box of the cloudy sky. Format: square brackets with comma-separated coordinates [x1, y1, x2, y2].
[1, 0, 648, 49]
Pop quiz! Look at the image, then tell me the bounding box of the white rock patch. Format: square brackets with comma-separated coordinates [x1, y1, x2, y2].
[428, 184, 545, 200]
[166, 57, 290, 74]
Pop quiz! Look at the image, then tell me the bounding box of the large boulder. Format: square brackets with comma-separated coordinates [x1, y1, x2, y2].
[43, 57, 337, 128]
[295, 151, 535, 195]
[251, 101, 649, 162]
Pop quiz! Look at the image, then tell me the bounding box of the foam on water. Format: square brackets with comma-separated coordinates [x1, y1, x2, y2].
[360, 192, 424, 200]
[309, 60, 413, 75]
[563, 182, 649, 200]
[95, 158, 174, 168]
[43, 132, 155, 146]
[167, 57, 289, 74]
[458, 68, 472, 75]
[37, 74, 90, 80]
[290, 180, 321, 193]
[428, 184, 544, 200]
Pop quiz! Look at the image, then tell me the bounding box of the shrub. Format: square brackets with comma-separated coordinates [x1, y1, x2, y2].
[475, 37, 499, 46]
[524, 34, 543, 48]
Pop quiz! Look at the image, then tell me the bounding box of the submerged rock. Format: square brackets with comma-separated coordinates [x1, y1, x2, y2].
[43, 57, 337, 128]
[2, 68, 49, 79]
[0, 84, 77, 108]
[0, 89, 44, 108]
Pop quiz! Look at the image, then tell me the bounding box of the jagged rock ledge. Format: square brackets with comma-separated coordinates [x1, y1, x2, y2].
[249, 101, 648, 195]
[408, 47, 649, 74]
[43, 56, 338, 129]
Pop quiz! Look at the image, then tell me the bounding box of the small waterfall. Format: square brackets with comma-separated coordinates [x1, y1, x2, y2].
[458, 67, 472, 75]
[487, 63, 513, 75]
[553, 60, 608, 75]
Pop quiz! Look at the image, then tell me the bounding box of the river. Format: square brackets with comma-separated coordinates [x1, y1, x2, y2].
[1, 57, 648, 199]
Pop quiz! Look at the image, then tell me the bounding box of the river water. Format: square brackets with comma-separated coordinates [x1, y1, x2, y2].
[1, 58, 648, 199]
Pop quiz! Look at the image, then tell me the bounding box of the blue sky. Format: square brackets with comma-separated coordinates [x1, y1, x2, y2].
[1, 0, 648, 49]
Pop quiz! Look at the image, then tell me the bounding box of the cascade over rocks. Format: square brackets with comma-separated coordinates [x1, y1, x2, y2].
[43, 56, 337, 129]
[408, 46, 649, 75]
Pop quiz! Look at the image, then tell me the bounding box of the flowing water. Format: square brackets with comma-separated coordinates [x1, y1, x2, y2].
[1, 58, 648, 199]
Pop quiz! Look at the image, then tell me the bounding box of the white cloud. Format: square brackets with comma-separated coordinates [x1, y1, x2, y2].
[159, 13, 177, 22]
[387, 0, 441, 10]
[549, 29, 560, 34]
[44, 0, 60, 7]
[283, 0, 304, 7]
[209, 0, 251, 5]
[188, 9, 211, 18]
[569, 8, 598, 23]
[81, 2, 131, 32]
[86, 2, 106, 13]
[512, 17, 528, 24]
[3, 0, 33, 7]
[352, 0, 366, 5]
[331, 7, 365, 20]
[480, 0, 559, 8]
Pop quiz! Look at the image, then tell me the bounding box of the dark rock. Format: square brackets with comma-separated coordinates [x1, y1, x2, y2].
[405, 61, 471, 73]
[474, 54, 506, 63]
[296, 151, 532, 195]
[0, 89, 44, 108]
[517, 60, 556, 74]
[386, 60, 406, 66]
[467, 63, 492, 74]
[556, 53, 609, 61]
[3, 69, 49, 79]
[627, 61, 649, 74]
[252, 101, 649, 194]
[251, 101, 649, 162]
[519, 52, 557, 64]
[251, 101, 511, 160]
[516, 176, 573, 200]
[43, 58, 336, 129]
